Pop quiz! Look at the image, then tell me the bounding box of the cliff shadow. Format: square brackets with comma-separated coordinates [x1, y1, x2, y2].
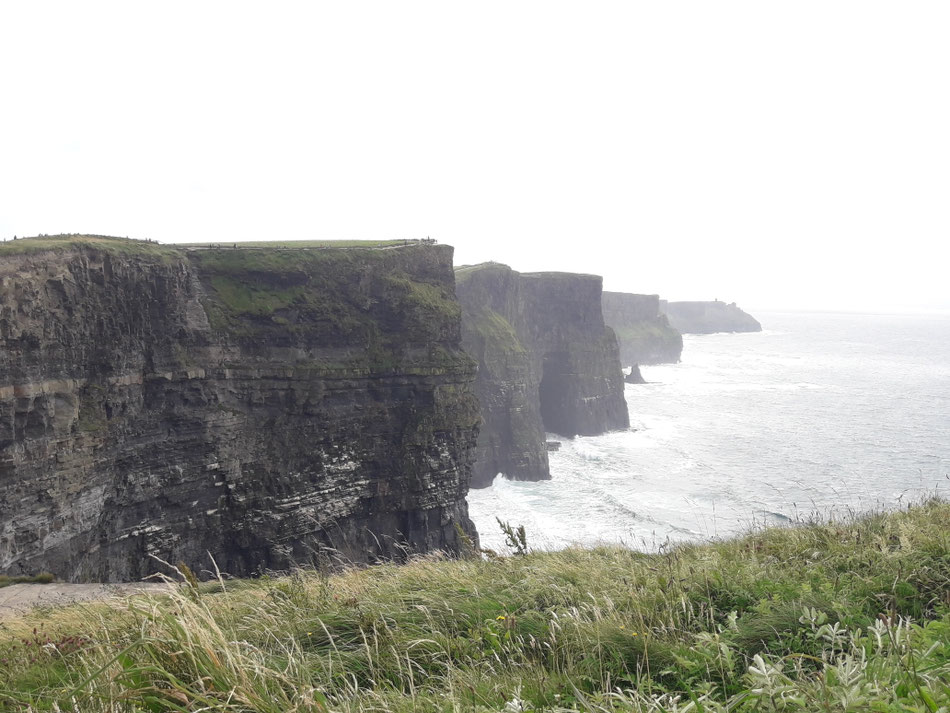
[538, 351, 573, 437]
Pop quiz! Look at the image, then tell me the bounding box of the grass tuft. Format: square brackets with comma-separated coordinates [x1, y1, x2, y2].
[0, 573, 55, 588]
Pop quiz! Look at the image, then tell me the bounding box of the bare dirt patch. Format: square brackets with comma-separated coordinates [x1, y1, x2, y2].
[0, 582, 170, 620]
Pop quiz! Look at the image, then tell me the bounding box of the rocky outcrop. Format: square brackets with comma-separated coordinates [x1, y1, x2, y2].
[456, 263, 629, 488]
[601, 292, 683, 365]
[660, 300, 762, 334]
[0, 236, 480, 582]
[625, 365, 646, 384]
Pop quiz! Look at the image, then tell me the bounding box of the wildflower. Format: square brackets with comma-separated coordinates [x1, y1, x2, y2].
[496, 615, 506, 621]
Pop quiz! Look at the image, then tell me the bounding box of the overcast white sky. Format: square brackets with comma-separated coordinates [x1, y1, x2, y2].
[1, 2, 947, 313]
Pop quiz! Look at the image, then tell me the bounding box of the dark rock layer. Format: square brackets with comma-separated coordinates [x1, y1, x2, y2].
[456, 263, 629, 489]
[660, 300, 762, 334]
[601, 292, 683, 365]
[0, 236, 480, 582]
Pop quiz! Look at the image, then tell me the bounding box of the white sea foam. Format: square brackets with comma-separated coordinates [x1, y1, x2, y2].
[468, 311, 950, 554]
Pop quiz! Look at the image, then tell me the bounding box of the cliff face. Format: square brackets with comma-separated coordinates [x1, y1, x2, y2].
[601, 292, 683, 366]
[456, 263, 629, 489]
[0, 236, 479, 582]
[660, 300, 762, 334]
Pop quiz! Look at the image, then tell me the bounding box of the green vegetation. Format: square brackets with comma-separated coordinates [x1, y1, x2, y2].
[207, 275, 306, 319]
[190, 248, 465, 375]
[0, 234, 180, 260]
[0, 573, 54, 588]
[177, 240, 413, 248]
[2, 502, 949, 711]
[454, 261, 510, 284]
[382, 274, 462, 334]
[464, 307, 526, 355]
[76, 384, 108, 433]
[0, 235, 420, 259]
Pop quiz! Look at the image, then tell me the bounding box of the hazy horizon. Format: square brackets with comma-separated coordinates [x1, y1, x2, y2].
[2, 2, 947, 314]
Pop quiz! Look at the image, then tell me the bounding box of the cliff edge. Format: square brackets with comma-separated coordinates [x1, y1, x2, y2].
[660, 300, 762, 334]
[601, 292, 683, 365]
[456, 263, 629, 488]
[0, 235, 480, 582]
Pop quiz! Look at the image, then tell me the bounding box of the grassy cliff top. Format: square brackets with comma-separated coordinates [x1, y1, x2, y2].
[0, 234, 180, 259]
[2, 501, 950, 711]
[454, 261, 513, 282]
[455, 262, 602, 282]
[520, 270, 601, 281]
[602, 290, 661, 299]
[0, 234, 430, 258]
[177, 239, 415, 249]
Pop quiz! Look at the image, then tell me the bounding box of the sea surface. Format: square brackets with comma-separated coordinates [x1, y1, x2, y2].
[468, 311, 950, 553]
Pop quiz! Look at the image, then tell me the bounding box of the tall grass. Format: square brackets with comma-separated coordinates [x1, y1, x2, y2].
[1, 501, 949, 711]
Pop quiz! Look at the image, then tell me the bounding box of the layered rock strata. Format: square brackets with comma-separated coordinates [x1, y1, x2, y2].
[660, 300, 761, 334]
[456, 263, 629, 488]
[601, 292, 683, 365]
[0, 236, 480, 582]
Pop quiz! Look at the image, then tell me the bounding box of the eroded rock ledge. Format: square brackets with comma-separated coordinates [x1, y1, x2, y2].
[601, 292, 683, 366]
[660, 300, 762, 334]
[456, 263, 629, 489]
[0, 236, 479, 582]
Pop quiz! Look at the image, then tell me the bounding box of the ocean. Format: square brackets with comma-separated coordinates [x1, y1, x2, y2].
[467, 311, 950, 553]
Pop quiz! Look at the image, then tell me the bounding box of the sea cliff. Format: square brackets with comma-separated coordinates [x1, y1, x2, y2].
[660, 300, 761, 334]
[456, 263, 629, 488]
[601, 292, 683, 365]
[0, 236, 480, 582]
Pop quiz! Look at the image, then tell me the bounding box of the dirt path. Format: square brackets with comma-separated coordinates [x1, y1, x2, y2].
[0, 582, 170, 621]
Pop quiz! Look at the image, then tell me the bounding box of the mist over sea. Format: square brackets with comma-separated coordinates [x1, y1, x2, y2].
[468, 311, 950, 553]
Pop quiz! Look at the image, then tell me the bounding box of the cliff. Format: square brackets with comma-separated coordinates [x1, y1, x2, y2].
[660, 300, 762, 334]
[0, 235, 480, 582]
[601, 292, 683, 365]
[456, 263, 629, 488]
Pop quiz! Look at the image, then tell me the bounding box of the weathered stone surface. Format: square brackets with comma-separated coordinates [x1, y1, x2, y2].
[660, 300, 762, 334]
[456, 263, 629, 488]
[0, 236, 480, 582]
[601, 292, 683, 365]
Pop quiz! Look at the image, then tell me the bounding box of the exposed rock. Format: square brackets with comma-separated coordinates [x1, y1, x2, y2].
[545, 441, 561, 452]
[0, 236, 480, 582]
[660, 300, 762, 334]
[456, 263, 629, 488]
[625, 364, 646, 384]
[602, 292, 683, 365]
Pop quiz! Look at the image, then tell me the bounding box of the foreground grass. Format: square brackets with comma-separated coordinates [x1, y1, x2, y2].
[2, 502, 949, 712]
